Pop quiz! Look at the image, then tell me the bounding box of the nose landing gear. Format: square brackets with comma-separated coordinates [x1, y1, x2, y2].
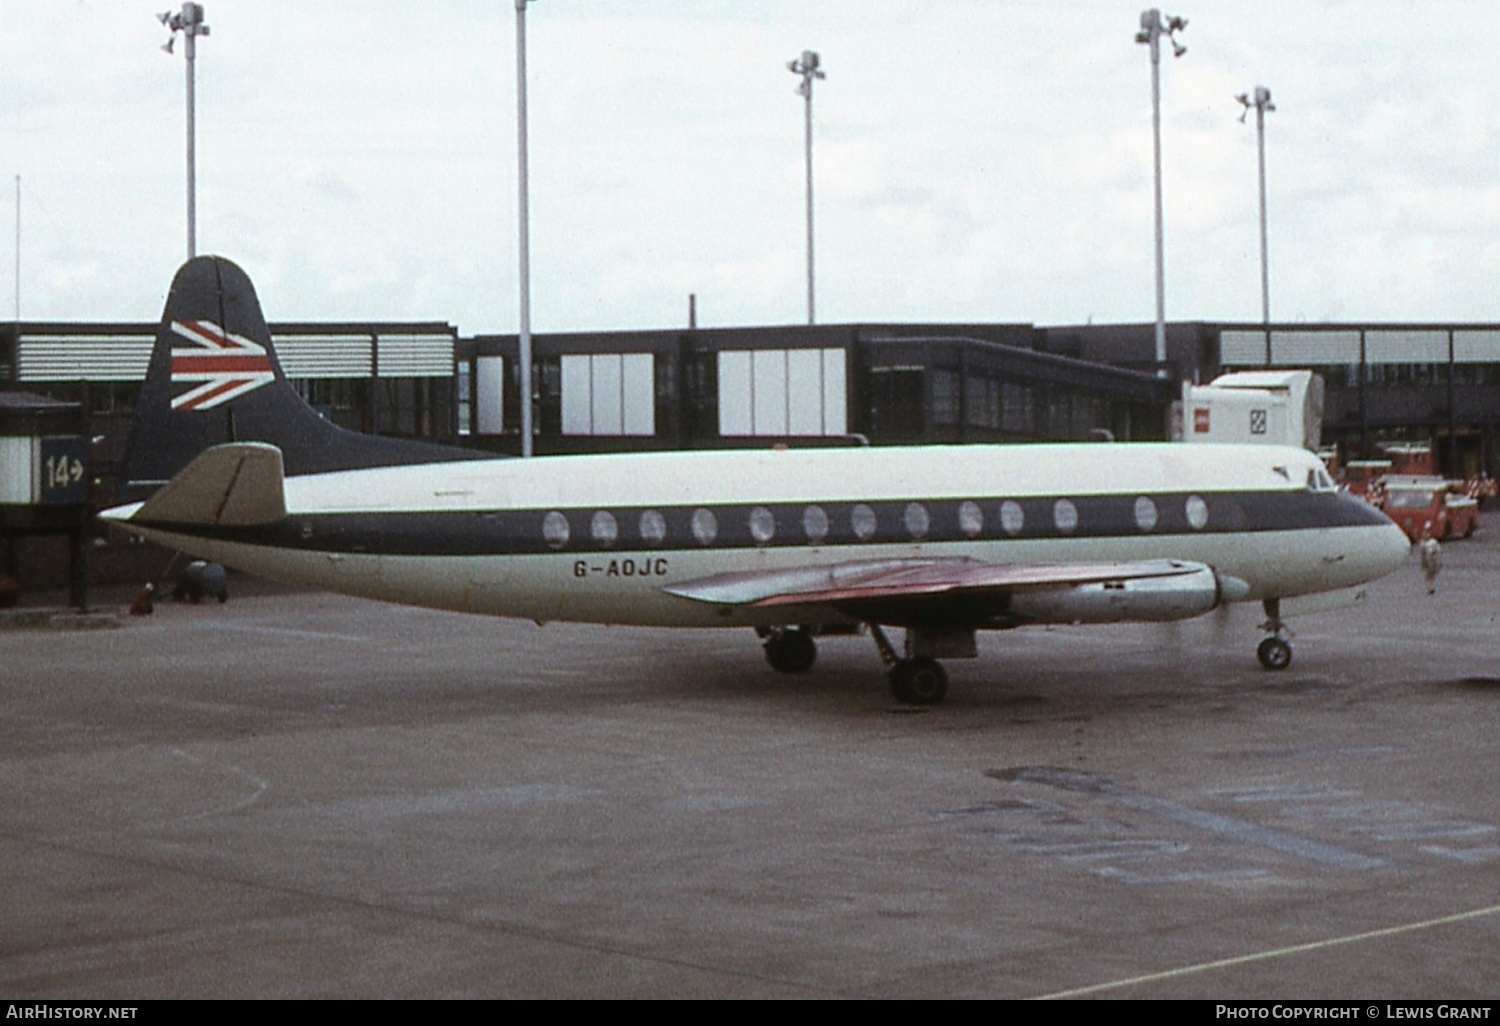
[1256, 598, 1293, 671]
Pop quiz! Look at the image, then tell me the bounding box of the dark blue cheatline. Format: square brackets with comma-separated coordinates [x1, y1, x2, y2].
[136, 488, 1392, 558]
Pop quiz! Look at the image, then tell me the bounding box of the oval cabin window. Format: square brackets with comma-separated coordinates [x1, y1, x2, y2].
[1000, 500, 1025, 537]
[1053, 498, 1079, 535]
[542, 511, 570, 550]
[803, 505, 830, 544]
[591, 510, 619, 548]
[691, 508, 719, 546]
[748, 506, 776, 546]
[638, 509, 666, 547]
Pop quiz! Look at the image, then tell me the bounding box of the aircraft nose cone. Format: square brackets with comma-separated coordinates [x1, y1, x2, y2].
[1378, 520, 1412, 576]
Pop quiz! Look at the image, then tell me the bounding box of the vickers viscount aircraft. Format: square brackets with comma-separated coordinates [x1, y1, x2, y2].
[100, 257, 1410, 705]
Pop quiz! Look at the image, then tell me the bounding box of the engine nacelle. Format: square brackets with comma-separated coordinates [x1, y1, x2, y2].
[1007, 565, 1223, 625]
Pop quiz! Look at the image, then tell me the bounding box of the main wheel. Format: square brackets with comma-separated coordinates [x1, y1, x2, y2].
[1256, 636, 1292, 671]
[764, 628, 817, 674]
[890, 658, 949, 706]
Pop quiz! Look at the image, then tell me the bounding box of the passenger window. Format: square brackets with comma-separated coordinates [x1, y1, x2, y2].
[1133, 496, 1158, 533]
[1185, 495, 1209, 530]
[1052, 498, 1078, 534]
[542, 511, 570, 549]
[639, 509, 666, 546]
[691, 508, 718, 546]
[958, 500, 983, 538]
[903, 502, 930, 540]
[803, 505, 829, 544]
[1000, 500, 1024, 536]
[591, 510, 618, 548]
[748, 506, 776, 545]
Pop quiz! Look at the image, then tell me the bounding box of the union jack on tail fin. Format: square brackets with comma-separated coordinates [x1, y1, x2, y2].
[121, 255, 484, 503]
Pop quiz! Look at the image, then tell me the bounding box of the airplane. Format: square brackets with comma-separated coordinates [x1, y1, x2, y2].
[99, 256, 1411, 706]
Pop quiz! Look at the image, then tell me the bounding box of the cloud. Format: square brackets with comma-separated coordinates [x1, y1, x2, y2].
[4, 1, 1500, 329]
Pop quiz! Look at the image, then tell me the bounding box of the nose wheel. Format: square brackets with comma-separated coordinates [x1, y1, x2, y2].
[1256, 598, 1293, 671]
[1256, 636, 1292, 670]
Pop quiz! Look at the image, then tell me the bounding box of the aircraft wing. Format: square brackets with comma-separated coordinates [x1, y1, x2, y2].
[663, 557, 1237, 627]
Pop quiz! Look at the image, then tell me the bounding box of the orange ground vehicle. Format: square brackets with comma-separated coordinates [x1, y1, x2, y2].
[1379, 443, 1435, 477]
[1381, 477, 1479, 541]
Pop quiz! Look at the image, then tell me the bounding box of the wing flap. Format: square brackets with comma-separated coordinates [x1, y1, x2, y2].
[662, 558, 971, 606]
[132, 442, 286, 527]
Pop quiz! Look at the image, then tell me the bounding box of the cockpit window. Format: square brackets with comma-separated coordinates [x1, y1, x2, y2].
[1306, 467, 1336, 492]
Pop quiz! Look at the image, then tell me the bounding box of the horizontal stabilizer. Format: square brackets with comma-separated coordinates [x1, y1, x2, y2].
[133, 442, 286, 527]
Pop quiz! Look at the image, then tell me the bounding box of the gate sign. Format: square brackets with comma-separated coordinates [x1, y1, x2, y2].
[40, 436, 89, 505]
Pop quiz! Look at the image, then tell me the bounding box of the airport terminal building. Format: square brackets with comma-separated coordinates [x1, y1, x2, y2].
[455, 323, 1168, 454]
[5, 316, 1500, 492]
[1049, 321, 1500, 479]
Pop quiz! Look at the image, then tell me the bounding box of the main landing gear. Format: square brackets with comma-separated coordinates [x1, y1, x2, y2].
[762, 602, 1297, 704]
[762, 624, 949, 705]
[762, 626, 818, 674]
[869, 623, 949, 706]
[1256, 598, 1293, 671]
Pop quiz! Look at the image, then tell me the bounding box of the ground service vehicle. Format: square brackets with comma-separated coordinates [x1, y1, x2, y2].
[1382, 477, 1479, 541]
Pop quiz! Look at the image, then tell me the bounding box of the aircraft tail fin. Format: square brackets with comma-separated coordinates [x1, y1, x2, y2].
[121, 255, 483, 502]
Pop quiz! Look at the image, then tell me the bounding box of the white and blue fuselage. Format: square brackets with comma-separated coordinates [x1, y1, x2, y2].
[103, 441, 1409, 629]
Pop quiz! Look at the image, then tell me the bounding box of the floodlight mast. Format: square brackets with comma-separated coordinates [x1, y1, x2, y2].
[13, 176, 18, 322]
[1135, 9, 1186, 376]
[159, 4, 209, 260]
[515, 0, 537, 456]
[788, 50, 825, 326]
[1238, 86, 1276, 367]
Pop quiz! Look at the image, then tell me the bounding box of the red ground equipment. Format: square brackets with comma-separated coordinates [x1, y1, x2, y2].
[1381, 477, 1479, 542]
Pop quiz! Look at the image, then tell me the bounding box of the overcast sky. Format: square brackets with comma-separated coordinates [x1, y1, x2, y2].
[2, 1, 1497, 334]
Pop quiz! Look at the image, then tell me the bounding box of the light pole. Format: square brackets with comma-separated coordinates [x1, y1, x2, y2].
[13, 176, 19, 322]
[1134, 9, 1185, 375]
[158, 4, 210, 260]
[514, 0, 538, 457]
[1237, 86, 1275, 367]
[788, 50, 824, 326]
